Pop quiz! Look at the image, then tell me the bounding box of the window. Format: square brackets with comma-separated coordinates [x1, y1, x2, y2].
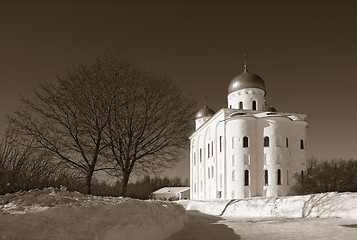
[239, 101, 243, 109]
[232, 170, 236, 181]
[244, 170, 249, 186]
[277, 153, 282, 164]
[286, 138, 289, 148]
[208, 143, 210, 158]
[194, 153, 196, 165]
[232, 136, 235, 149]
[287, 170, 289, 185]
[211, 166, 214, 178]
[243, 136, 249, 148]
[252, 100, 257, 110]
[219, 136, 222, 152]
[200, 181, 203, 191]
[276, 135, 282, 147]
[264, 136, 270, 147]
[301, 170, 304, 183]
[232, 155, 235, 166]
[194, 183, 196, 193]
[211, 141, 214, 156]
[208, 168, 210, 179]
[300, 139, 304, 149]
[277, 169, 282, 185]
[264, 154, 268, 165]
[200, 149, 202, 162]
[264, 170, 269, 186]
[244, 154, 250, 165]
[229, 105, 232, 109]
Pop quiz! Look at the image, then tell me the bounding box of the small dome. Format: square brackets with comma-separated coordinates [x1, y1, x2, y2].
[195, 104, 215, 119]
[228, 68, 265, 94]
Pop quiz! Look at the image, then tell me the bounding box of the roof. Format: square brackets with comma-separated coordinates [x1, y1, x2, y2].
[228, 68, 266, 94]
[152, 187, 190, 194]
[190, 108, 308, 139]
[195, 104, 215, 119]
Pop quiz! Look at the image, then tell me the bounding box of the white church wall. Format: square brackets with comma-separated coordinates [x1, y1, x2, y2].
[226, 117, 257, 199]
[288, 121, 308, 193]
[190, 110, 227, 200]
[227, 88, 265, 110]
[262, 117, 292, 197]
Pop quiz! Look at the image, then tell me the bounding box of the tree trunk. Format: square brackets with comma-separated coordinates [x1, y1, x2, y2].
[86, 168, 94, 195]
[121, 172, 130, 197]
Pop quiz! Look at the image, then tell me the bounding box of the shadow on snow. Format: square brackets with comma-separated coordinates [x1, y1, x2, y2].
[167, 210, 240, 240]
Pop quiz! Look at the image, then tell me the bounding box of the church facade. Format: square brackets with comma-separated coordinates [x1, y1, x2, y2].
[189, 62, 308, 200]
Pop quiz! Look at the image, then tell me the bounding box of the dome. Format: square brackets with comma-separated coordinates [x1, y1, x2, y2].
[228, 68, 265, 94]
[195, 104, 215, 119]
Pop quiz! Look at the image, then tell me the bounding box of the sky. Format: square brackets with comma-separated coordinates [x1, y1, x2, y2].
[1, 1, 357, 181]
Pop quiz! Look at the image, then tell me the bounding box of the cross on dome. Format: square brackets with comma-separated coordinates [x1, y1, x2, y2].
[244, 54, 248, 72]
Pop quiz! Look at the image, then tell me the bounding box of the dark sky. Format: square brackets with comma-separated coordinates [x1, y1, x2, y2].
[1, 1, 357, 180]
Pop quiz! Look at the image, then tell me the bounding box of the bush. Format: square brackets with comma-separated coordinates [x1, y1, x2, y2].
[294, 158, 357, 194]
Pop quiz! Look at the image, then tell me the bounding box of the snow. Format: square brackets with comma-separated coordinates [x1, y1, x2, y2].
[178, 192, 357, 219]
[0, 187, 188, 240]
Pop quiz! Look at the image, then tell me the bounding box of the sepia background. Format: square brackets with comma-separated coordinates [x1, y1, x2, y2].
[1, 1, 357, 180]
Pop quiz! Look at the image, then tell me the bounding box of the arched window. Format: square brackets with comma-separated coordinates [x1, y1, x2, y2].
[286, 138, 289, 148]
[300, 139, 304, 149]
[301, 170, 304, 183]
[208, 143, 210, 158]
[219, 136, 222, 152]
[243, 136, 249, 148]
[239, 101, 243, 109]
[211, 142, 214, 156]
[199, 149, 202, 162]
[264, 136, 270, 147]
[244, 170, 249, 186]
[252, 100, 257, 110]
[277, 169, 282, 185]
[194, 153, 196, 165]
[232, 170, 236, 181]
[264, 170, 269, 186]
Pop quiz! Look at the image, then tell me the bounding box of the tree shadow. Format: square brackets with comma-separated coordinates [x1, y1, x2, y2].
[340, 224, 357, 229]
[167, 210, 241, 240]
[301, 192, 354, 218]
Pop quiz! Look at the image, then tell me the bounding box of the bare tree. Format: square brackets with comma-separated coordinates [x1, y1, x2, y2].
[105, 70, 195, 196]
[0, 124, 80, 194]
[294, 158, 357, 194]
[9, 55, 133, 194]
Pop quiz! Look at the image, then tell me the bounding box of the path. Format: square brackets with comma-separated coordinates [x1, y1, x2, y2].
[222, 217, 357, 240]
[167, 211, 240, 240]
[167, 211, 357, 240]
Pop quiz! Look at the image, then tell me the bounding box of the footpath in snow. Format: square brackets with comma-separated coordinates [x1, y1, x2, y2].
[0, 187, 187, 240]
[177, 192, 357, 219]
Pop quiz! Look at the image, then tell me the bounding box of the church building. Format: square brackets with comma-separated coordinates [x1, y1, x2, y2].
[190, 59, 308, 200]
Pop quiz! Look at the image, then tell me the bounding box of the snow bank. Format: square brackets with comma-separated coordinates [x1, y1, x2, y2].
[0, 187, 187, 240]
[178, 192, 357, 219]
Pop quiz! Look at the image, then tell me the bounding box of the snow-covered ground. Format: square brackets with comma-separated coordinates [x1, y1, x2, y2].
[177, 192, 357, 219]
[170, 193, 357, 240]
[0, 187, 187, 240]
